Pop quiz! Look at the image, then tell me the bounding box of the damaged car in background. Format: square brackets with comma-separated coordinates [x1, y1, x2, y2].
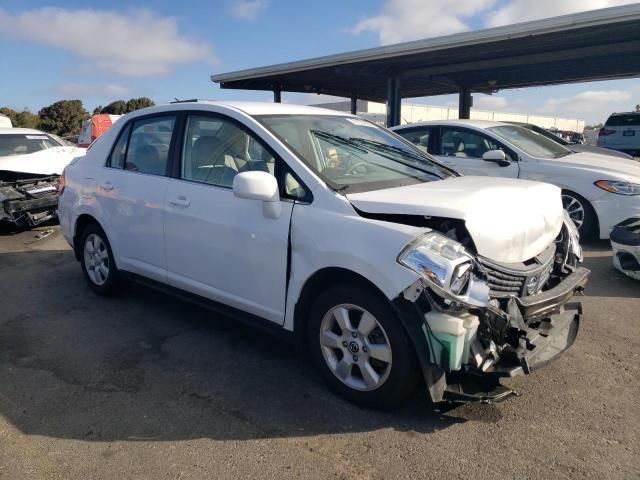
[0, 128, 84, 229]
[59, 102, 589, 407]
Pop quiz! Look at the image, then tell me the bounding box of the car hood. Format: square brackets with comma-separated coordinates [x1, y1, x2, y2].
[0, 146, 85, 176]
[553, 152, 640, 182]
[346, 176, 563, 264]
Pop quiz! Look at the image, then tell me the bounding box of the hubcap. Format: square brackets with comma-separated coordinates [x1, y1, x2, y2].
[84, 233, 109, 286]
[562, 194, 585, 230]
[319, 304, 392, 391]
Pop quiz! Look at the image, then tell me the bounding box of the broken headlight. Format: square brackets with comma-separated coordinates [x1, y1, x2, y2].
[398, 232, 473, 296]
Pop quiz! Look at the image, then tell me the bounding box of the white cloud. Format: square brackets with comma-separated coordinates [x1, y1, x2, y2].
[228, 0, 269, 21]
[0, 7, 216, 77]
[352, 0, 498, 45]
[50, 83, 130, 98]
[538, 90, 632, 115]
[473, 95, 508, 110]
[486, 0, 638, 28]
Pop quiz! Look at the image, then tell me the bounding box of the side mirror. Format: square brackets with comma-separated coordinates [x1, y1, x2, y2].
[233, 171, 281, 218]
[482, 149, 511, 167]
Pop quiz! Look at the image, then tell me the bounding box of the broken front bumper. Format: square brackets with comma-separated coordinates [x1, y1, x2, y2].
[610, 218, 640, 281]
[393, 267, 590, 403]
[0, 176, 60, 229]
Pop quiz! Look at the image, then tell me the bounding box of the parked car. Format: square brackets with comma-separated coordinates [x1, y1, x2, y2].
[507, 122, 633, 159]
[0, 128, 84, 229]
[0, 114, 12, 128]
[598, 112, 640, 156]
[392, 120, 640, 239]
[58, 102, 588, 407]
[610, 218, 640, 281]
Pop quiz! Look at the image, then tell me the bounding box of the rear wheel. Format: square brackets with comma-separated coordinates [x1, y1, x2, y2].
[307, 285, 419, 408]
[562, 191, 596, 238]
[80, 223, 120, 295]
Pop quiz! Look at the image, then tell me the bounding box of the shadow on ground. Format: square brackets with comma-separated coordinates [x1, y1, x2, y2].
[0, 249, 473, 443]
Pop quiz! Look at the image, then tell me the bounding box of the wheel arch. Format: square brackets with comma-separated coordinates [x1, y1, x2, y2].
[73, 214, 106, 261]
[293, 267, 390, 347]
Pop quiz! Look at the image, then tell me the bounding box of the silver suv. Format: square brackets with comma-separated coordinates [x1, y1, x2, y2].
[598, 112, 640, 156]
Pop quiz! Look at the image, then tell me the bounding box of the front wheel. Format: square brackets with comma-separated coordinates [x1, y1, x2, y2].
[307, 285, 419, 408]
[562, 191, 596, 238]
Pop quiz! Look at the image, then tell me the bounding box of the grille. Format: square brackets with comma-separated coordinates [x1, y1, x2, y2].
[478, 244, 555, 298]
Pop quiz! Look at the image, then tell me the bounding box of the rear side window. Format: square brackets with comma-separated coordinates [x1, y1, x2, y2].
[605, 114, 640, 127]
[108, 116, 176, 176]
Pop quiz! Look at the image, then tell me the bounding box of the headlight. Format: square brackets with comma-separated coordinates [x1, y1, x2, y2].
[595, 180, 640, 196]
[398, 232, 473, 295]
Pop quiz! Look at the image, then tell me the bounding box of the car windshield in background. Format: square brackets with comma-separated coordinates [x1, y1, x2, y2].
[488, 125, 572, 159]
[256, 114, 454, 193]
[0, 133, 61, 157]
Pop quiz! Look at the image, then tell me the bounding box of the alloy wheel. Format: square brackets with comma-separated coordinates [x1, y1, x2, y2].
[319, 304, 392, 391]
[83, 233, 110, 286]
[562, 193, 585, 230]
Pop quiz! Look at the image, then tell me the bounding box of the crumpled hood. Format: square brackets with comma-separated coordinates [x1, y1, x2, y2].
[347, 176, 563, 263]
[0, 146, 85, 176]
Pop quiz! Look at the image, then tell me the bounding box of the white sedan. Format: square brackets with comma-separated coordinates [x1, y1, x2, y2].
[392, 120, 640, 239]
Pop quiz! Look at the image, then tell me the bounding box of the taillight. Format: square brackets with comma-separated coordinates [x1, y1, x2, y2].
[599, 128, 616, 136]
[57, 168, 66, 196]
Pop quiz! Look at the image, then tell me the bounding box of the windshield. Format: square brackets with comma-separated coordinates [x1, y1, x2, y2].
[0, 133, 61, 157]
[488, 125, 572, 159]
[256, 114, 455, 193]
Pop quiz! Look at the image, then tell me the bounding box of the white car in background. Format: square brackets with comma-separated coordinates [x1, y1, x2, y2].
[58, 101, 588, 407]
[597, 112, 640, 157]
[0, 128, 84, 228]
[392, 120, 640, 239]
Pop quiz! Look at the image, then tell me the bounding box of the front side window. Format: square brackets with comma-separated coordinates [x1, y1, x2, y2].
[488, 125, 571, 159]
[256, 114, 454, 194]
[181, 115, 276, 188]
[440, 128, 502, 159]
[111, 116, 175, 175]
[0, 133, 60, 156]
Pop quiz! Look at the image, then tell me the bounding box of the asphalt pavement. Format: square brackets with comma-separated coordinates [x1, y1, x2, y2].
[0, 226, 638, 479]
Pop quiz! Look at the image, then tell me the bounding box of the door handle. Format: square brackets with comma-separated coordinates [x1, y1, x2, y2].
[100, 182, 114, 191]
[169, 196, 190, 208]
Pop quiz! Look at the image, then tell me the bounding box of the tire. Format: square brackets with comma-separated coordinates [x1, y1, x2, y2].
[562, 191, 596, 239]
[307, 284, 419, 408]
[79, 223, 120, 295]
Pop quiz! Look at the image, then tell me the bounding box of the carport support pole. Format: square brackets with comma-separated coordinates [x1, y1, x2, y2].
[350, 95, 357, 115]
[459, 87, 472, 119]
[386, 75, 401, 127]
[273, 88, 281, 103]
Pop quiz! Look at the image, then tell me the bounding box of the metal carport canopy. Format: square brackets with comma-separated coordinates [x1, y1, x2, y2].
[211, 4, 640, 126]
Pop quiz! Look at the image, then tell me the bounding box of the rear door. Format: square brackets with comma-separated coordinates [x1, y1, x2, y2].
[94, 114, 177, 282]
[434, 126, 519, 178]
[163, 112, 299, 324]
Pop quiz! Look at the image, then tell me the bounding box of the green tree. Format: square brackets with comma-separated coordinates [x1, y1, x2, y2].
[14, 110, 40, 129]
[125, 97, 155, 113]
[101, 100, 127, 115]
[38, 100, 88, 136]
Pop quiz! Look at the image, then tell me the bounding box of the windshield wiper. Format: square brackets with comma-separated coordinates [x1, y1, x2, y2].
[310, 130, 368, 153]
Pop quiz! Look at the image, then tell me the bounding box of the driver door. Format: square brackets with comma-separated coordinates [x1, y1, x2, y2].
[436, 127, 519, 178]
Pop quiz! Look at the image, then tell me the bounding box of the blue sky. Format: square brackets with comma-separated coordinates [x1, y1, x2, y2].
[0, 0, 638, 124]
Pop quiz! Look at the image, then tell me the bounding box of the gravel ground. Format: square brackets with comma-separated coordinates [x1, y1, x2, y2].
[0, 225, 638, 480]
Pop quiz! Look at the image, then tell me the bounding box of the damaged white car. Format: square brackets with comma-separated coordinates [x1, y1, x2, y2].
[58, 102, 589, 407]
[0, 128, 84, 229]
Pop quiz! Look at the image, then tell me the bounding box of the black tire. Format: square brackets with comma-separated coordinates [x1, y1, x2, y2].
[79, 223, 120, 296]
[307, 284, 419, 408]
[562, 191, 597, 239]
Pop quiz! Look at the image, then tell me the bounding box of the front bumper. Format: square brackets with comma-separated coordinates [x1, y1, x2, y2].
[0, 176, 59, 229]
[592, 193, 640, 239]
[611, 218, 640, 280]
[393, 267, 590, 403]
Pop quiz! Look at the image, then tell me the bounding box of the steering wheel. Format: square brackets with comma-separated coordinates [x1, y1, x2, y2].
[346, 161, 370, 175]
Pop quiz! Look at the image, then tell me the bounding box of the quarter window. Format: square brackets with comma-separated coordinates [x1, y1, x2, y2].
[181, 115, 276, 188]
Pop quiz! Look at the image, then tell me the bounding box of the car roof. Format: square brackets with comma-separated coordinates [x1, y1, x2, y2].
[0, 127, 49, 135]
[127, 101, 350, 118]
[391, 119, 506, 130]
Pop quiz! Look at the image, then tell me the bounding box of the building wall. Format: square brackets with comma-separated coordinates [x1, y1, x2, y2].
[312, 100, 585, 133]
